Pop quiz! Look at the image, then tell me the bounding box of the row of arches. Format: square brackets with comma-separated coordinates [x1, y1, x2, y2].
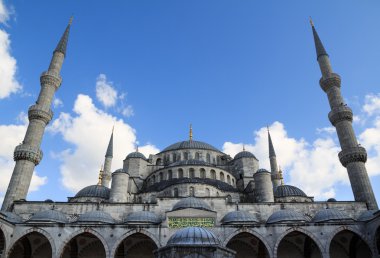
[2, 227, 379, 258]
[156, 152, 219, 166]
[147, 168, 236, 187]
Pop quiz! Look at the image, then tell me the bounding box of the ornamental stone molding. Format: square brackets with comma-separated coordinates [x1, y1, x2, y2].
[319, 73, 341, 92]
[13, 144, 43, 165]
[40, 71, 62, 89]
[28, 104, 53, 124]
[338, 146, 367, 167]
[328, 105, 353, 126]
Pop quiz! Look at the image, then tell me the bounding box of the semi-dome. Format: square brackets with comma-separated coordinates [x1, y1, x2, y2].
[267, 210, 310, 224]
[124, 211, 161, 224]
[313, 208, 353, 223]
[74, 185, 110, 199]
[162, 140, 220, 153]
[172, 197, 212, 212]
[0, 211, 23, 223]
[126, 151, 146, 160]
[274, 185, 307, 198]
[167, 227, 220, 246]
[168, 159, 209, 167]
[357, 210, 378, 222]
[234, 151, 257, 160]
[77, 210, 114, 224]
[28, 210, 68, 223]
[221, 210, 259, 224]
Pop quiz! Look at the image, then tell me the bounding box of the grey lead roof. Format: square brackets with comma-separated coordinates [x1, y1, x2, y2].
[221, 210, 259, 224]
[312, 208, 353, 223]
[267, 210, 310, 224]
[74, 185, 110, 199]
[274, 185, 307, 198]
[54, 18, 72, 56]
[105, 130, 113, 157]
[311, 23, 328, 60]
[0, 211, 23, 223]
[234, 151, 257, 160]
[167, 227, 220, 246]
[268, 130, 276, 157]
[161, 140, 221, 153]
[126, 151, 146, 160]
[77, 210, 115, 224]
[172, 197, 212, 212]
[124, 211, 162, 224]
[28, 210, 68, 223]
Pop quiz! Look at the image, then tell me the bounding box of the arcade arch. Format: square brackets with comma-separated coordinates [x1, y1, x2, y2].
[8, 232, 52, 258]
[329, 229, 372, 258]
[0, 228, 5, 257]
[226, 232, 269, 258]
[114, 233, 158, 258]
[277, 231, 322, 258]
[60, 232, 106, 258]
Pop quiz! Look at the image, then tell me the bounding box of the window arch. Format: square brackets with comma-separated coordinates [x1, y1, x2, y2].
[206, 153, 211, 163]
[220, 172, 225, 182]
[159, 172, 163, 182]
[205, 188, 210, 197]
[156, 158, 162, 165]
[152, 175, 156, 183]
[200, 168, 206, 179]
[227, 175, 231, 184]
[178, 169, 184, 178]
[184, 152, 188, 160]
[173, 188, 179, 197]
[168, 170, 173, 180]
[172, 153, 176, 162]
[195, 152, 200, 160]
[189, 168, 195, 178]
[210, 170, 216, 180]
[189, 187, 194, 197]
[232, 178, 235, 186]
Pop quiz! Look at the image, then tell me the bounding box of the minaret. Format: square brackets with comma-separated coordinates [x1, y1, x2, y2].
[101, 128, 113, 187]
[268, 128, 282, 189]
[1, 18, 73, 211]
[310, 19, 378, 210]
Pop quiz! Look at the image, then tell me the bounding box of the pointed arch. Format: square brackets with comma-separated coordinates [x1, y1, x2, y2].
[0, 225, 6, 257]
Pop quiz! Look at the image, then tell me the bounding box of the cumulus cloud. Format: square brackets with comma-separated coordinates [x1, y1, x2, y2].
[49, 94, 159, 193]
[121, 105, 134, 117]
[53, 97, 63, 108]
[95, 74, 118, 108]
[0, 118, 48, 206]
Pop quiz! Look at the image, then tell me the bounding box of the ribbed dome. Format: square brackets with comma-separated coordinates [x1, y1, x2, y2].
[124, 211, 161, 224]
[28, 210, 68, 223]
[274, 185, 307, 198]
[162, 140, 220, 153]
[313, 209, 352, 223]
[256, 168, 270, 173]
[0, 211, 23, 223]
[77, 211, 114, 224]
[267, 210, 310, 224]
[221, 210, 259, 224]
[357, 210, 377, 222]
[167, 227, 219, 246]
[126, 151, 146, 160]
[172, 197, 212, 212]
[74, 185, 110, 199]
[234, 151, 257, 160]
[327, 198, 337, 202]
[168, 159, 209, 167]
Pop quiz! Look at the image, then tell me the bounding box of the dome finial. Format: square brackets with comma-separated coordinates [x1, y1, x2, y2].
[189, 124, 193, 141]
[279, 166, 284, 185]
[309, 16, 314, 27]
[98, 164, 103, 185]
[136, 145, 139, 152]
[69, 16, 74, 25]
[243, 145, 245, 151]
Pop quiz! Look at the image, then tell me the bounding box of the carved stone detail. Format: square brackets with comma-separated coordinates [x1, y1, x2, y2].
[319, 73, 341, 92]
[40, 71, 62, 89]
[28, 104, 53, 124]
[338, 147, 367, 167]
[13, 144, 43, 165]
[328, 106, 353, 126]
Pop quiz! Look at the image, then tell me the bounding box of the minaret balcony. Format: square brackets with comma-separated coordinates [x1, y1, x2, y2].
[319, 73, 341, 92]
[28, 104, 53, 124]
[328, 105, 353, 126]
[338, 146, 367, 167]
[13, 144, 43, 165]
[40, 71, 62, 89]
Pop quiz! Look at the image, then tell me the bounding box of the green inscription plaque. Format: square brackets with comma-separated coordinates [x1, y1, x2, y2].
[168, 217, 215, 228]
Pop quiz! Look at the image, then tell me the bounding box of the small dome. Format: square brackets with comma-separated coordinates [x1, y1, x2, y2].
[267, 210, 310, 224]
[234, 151, 257, 160]
[357, 210, 378, 222]
[172, 197, 212, 212]
[256, 168, 270, 174]
[0, 211, 23, 223]
[126, 151, 146, 160]
[167, 227, 220, 246]
[162, 140, 220, 153]
[274, 185, 307, 198]
[221, 210, 259, 224]
[169, 159, 209, 167]
[124, 211, 162, 224]
[28, 210, 68, 223]
[313, 208, 352, 223]
[44, 199, 54, 203]
[77, 210, 114, 224]
[327, 198, 337, 202]
[74, 185, 110, 199]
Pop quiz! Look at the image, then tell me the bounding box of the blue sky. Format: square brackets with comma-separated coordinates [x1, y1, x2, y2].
[0, 1, 380, 205]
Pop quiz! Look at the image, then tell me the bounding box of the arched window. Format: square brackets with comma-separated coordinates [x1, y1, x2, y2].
[232, 178, 235, 186]
[176, 153, 181, 161]
[152, 175, 156, 183]
[226, 195, 232, 203]
[220, 172, 225, 182]
[184, 152, 188, 160]
[210, 170, 216, 180]
[159, 172, 163, 182]
[189, 187, 194, 197]
[178, 168, 184, 178]
[156, 158, 162, 165]
[227, 175, 231, 184]
[173, 188, 179, 197]
[172, 153, 176, 162]
[195, 152, 200, 160]
[200, 168, 206, 179]
[189, 168, 195, 178]
[206, 153, 211, 163]
[205, 188, 210, 197]
[168, 170, 173, 180]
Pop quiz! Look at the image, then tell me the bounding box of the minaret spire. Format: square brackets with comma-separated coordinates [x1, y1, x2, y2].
[101, 127, 114, 187]
[311, 20, 378, 209]
[267, 127, 281, 189]
[2, 19, 73, 211]
[189, 124, 193, 141]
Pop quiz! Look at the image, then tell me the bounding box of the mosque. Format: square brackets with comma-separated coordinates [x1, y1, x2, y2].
[0, 18, 379, 258]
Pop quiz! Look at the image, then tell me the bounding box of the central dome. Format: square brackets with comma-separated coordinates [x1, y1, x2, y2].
[161, 140, 220, 153]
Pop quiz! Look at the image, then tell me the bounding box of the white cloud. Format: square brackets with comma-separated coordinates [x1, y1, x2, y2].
[121, 105, 134, 117]
[0, 0, 10, 24]
[363, 93, 380, 116]
[0, 118, 48, 206]
[95, 74, 118, 108]
[53, 98, 63, 108]
[49, 94, 159, 193]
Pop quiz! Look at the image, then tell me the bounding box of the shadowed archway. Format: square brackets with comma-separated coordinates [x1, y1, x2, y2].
[115, 233, 157, 258]
[60, 232, 106, 258]
[329, 230, 372, 258]
[376, 226, 380, 256]
[0, 228, 5, 257]
[226, 232, 269, 258]
[8, 232, 52, 258]
[277, 231, 321, 258]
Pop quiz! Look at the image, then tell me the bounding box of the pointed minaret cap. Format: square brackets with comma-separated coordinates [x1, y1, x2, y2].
[54, 16, 73, 57]
[189, 124, 193, 141]
[309, 17, 328, 60]
[268, 127, 276, 157]
[105, 126, 114, 157]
